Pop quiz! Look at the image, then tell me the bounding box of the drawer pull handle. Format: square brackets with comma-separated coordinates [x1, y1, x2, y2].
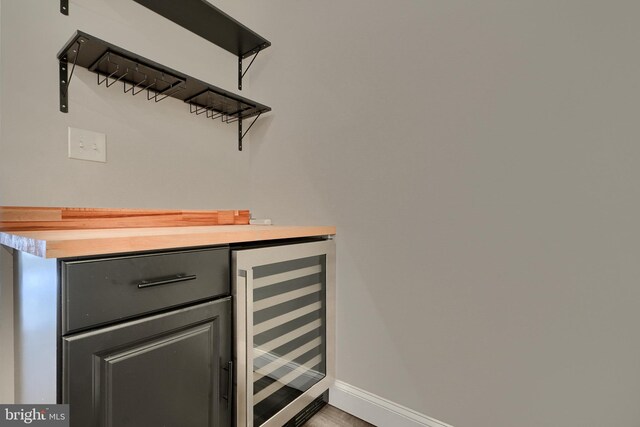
[137, 274, 197, 289]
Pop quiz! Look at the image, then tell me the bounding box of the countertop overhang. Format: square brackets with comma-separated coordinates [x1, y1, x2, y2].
[0, 225, 336, 259]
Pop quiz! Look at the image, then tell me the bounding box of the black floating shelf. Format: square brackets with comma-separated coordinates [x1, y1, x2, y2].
[130, 0, 271, 90]
[131, 0, 270, 59]
[57, 31, 270, 150]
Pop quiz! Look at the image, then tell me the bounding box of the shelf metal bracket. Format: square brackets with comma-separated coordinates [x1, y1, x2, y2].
[60, 0, 69, 15]
[238, 112, 262, 151]
[59, 40, 82, 113]
[59, 59, 69, 113]
[238, 49, 261, 91]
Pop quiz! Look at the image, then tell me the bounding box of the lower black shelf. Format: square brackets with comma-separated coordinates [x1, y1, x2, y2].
[57, 30, 271, 150]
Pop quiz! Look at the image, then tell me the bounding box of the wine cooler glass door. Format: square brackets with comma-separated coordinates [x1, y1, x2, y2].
[233, 240, 335, 427]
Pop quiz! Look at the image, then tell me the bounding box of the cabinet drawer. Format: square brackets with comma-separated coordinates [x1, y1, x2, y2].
[61, 247, 229, 334]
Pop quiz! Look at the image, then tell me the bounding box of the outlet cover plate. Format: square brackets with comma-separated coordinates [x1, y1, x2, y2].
[68, 127, 106, 162]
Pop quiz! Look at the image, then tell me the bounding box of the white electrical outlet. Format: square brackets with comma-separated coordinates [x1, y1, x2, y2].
[68, 127, 107, 163]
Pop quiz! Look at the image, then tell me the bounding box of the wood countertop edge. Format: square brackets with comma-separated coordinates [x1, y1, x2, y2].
[0, 225, 336, 259]
[0, 232, 47, 257]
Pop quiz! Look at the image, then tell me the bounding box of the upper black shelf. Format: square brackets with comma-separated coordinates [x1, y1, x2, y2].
[131, 0, 271, 59]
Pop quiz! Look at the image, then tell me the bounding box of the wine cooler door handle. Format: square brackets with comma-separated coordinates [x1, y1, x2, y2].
[234, 268, 254, 427]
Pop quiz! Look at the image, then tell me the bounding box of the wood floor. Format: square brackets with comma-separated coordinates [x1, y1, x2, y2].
[304, 404, 375, 427]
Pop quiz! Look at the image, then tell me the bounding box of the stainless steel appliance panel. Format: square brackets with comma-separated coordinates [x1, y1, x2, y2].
[233, 240, 335, 427]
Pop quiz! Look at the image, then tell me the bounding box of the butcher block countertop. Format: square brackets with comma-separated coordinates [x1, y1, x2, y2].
[0, 207, 335, 258]
[0, 225, 336, 259]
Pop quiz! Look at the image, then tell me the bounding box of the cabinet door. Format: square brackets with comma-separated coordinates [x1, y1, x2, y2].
[233, 240, 335, 427]
[62, 298, 232, 427]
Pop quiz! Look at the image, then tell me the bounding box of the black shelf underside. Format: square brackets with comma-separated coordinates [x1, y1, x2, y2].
[58, 31, 270, 121]
[132, 0, 271, 59]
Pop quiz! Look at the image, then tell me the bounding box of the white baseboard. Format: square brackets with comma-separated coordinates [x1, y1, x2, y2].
[329, 380, 454, 427]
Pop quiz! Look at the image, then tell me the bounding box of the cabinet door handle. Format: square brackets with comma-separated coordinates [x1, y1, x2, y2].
[137, 274, 197, 289]
[223, 360, 233, 408]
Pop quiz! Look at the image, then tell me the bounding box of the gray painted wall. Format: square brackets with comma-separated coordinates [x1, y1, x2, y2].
[0, 0, 12, 405]
[246, 1, 640, 427]
[2, 1, 640, 427]
[0, 0, 252, 207]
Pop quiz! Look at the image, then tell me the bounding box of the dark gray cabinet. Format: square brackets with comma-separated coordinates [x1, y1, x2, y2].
[63, 298, 231, 427]
[12, 246, 233, 427]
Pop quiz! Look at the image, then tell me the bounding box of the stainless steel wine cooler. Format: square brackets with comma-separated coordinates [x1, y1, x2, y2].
[232, 239, 336, 427]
